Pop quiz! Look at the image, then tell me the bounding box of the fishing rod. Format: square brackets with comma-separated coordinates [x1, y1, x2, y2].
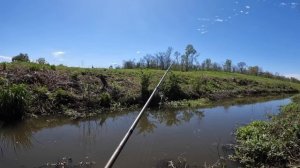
[104, 63, 173, 168]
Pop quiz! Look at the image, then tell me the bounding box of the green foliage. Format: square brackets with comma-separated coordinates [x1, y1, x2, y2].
[140, 72, 151, 100]
[36, 58, 46, 64]
[292, 94, 300, 103]
[12, 53, 30, 62]
[33, 86, 49, 100]
[70, 72, 79, 81]
[0, 84, 28, 122]
[31, 86, 51, 114]
[0, 77, 8, 86]
[232, 101, 300, 167]
[50, 65, 56, 70]
[1, 62, 7, 70]
[29, 64, 42, 71]
[162, 73, 184, 100]
[99, 92, 111, 107]
[54, 89, 75, 105]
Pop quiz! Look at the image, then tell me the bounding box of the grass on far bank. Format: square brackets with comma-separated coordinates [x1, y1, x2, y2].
[1, 62, 300, 122]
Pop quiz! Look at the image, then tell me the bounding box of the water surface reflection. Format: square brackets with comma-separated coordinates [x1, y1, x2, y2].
[0, 96, 291, 168]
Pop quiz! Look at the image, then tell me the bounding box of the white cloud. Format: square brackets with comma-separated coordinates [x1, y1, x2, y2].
[280, 2, 287, 6]
[285, 74, 300, 80]
[0, 55, 12, 62]
[245, 5, 251, 9]
[197, 18, 210, 21]
[52, 51, 65, 58]
[290, 2, 298, 8]
[215, 18, 224, 22]
[201, 31, 208, 34]
[136, 51, 141, 54]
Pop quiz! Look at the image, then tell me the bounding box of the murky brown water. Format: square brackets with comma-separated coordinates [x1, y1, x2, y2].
[0, 97, 291, 168]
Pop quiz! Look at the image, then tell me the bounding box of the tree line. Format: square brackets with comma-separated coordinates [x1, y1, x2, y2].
[122, 44, 300, 83]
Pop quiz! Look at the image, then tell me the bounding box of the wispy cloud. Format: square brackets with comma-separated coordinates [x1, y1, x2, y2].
[279, 2, 299, 8]
[245, 5, 251, 9]
[52, 51, 65, 61]
[0, 55, 12, 62]
[197, 18, 210, 21]
[290, 2, 298, 8]
[280, 2, 287, 6]
[197, 28, 208, 34]
[215, 18, 224, 22]
[52, 51, 65, 58]
[200, 31, 208, 34]
[136, 51, 141, 54]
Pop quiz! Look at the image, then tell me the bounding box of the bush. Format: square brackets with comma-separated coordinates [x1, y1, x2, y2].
[232, 101, 300, 167]
[54, 89, 75, 105]
[33, 86, 49, 101]
[70, 72, 79, 81]
[31, 86, 51, 114]
[162, 73, 184, 100]
[50, 65, 56, 70]
[29, 64, 41, 71]
[0, 77, 8, 86]
[99, 92, 111, 108]
[36, 58, 46, 64]
[0, 84, 28, 122]
[1, 62, 7, 70]
[292, 94, 300, 103]
[12, 53, 30, 62]
[140, 72, 150, 101]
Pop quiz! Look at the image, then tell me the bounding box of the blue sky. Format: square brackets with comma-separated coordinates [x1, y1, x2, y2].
[0, 0, 299, 78]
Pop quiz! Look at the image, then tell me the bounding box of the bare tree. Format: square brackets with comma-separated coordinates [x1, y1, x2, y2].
[237, 62, 247, 73]
[183, 44, 197, 71]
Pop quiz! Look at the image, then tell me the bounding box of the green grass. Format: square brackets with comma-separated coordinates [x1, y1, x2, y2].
[0, 84, 28, 122]
[1, 62, 300, 120]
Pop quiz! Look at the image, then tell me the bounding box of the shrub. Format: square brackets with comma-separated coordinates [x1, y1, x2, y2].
[54, 89, 75, 105]
[232, 101, 300, 167]
[1, 62, 7, 70]
[29, 64, 41, 71]
[36, 58, 46, 64]
[70, 72, 79, 81]
[12, 53, 30, 62]
[99, 92, 111, 108]
[33, 86, 49, 100]
[31, 86, 51, 114]
[50, 65, 56, 71]
[0, 77, 8, 86]
[0, 84, 28, 122]
[140, 72, 150, 101]
[292, 94, 300, 103]
[162, 73, 184, 100]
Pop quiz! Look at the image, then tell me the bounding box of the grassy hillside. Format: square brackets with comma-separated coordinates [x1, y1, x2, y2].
[0, 62, 300, 121]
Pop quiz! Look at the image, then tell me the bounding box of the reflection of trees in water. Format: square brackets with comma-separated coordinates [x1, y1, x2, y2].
[0, 117, 91, 155]
[0, 121, 33, 154]
[0, 109, 205, 155]
[79, 120, 100, 149]
[136, 109, 205, 134]
[137, 114, 157, 134]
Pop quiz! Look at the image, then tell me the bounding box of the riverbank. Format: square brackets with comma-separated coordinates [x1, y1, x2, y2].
[231, 94, 300, 167]
[1, 62, 300, 122]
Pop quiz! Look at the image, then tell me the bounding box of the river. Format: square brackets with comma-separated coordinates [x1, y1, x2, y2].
[0, 96, 291, 168]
